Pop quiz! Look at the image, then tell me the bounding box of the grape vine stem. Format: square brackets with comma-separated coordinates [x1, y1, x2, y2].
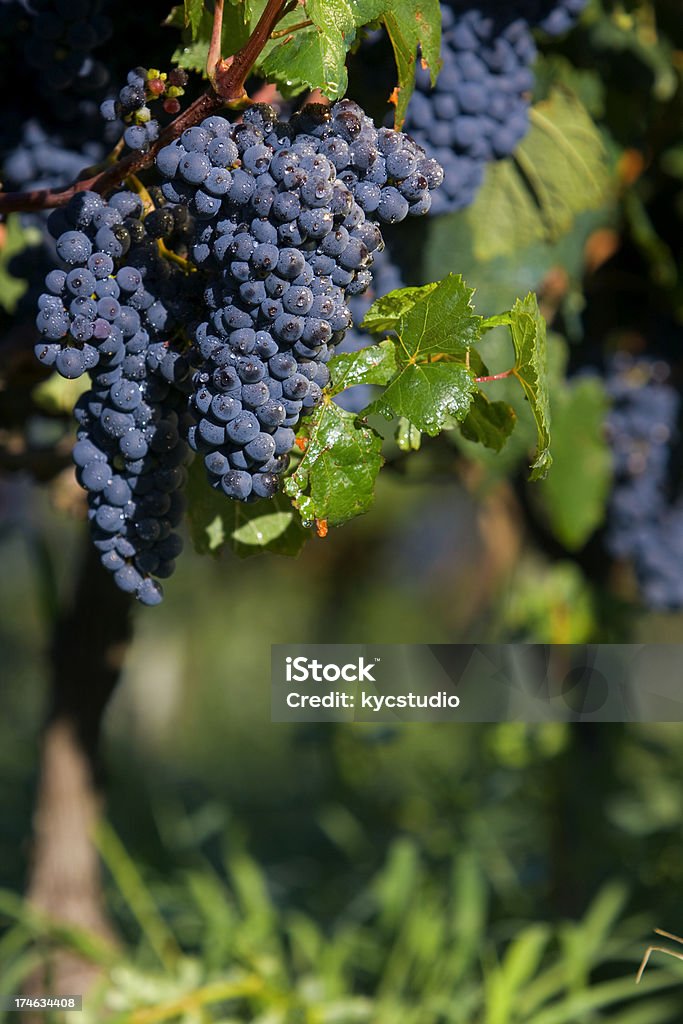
[270, 18, 313, 38]
[475, 369, 515, 383]
[207, 0, 226, 81]
[0, 0, 290, 215]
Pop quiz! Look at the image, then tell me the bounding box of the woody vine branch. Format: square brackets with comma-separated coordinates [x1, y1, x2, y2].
[0, 0, 290, 216]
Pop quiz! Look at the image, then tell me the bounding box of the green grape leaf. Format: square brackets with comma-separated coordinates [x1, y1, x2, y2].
[186, 458, 237, 555]
[230, 497, 310, 557]
[284, 399, 383, 526]
[481, 313, 514, 333]
[171, 36, 212, 73]
[466, 88, 611, 261]
[172, 0, 387, 84]
[258, 27, 347, 99]
[0, 216, 41, 314]
[376, 362, 476, 435]
[359, 276, 481, 436]
[184, 0, 205, 40]
[221, 0, 255, 55]
[186, 459, 308, 557]
[361, 282, 438, 335]
[168, 5, 206, 70]
[460, 392, 517, 452]
[397, 275, 482, 358]
[508, 293, 552, 479]
[536, 376, 611, 549]
[396, 417, 422, 451]
[381, 0, 442, 126]
[363, 274, 482, 358]
[328, 339, 398, 395]
[535, 54, 606, 119]
[32, 372, 88, 416]
[257, 0, 385, 99]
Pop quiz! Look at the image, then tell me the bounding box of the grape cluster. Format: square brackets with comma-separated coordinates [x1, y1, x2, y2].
[400, 0, 586, 214]
[0, 0, 180, 181]
[605, 355, 683, 609]
[1, 1, 115, 306]
[3, 119, 102, 192]
[30, 99, 442, 601]
[100, 67, 188, 153]
[521, 0, 587, 36]
[154, 100, 442, 502]
[11, 0, 111, 100]
[35, 189, 193, 604]
[0, 0, 110, 193]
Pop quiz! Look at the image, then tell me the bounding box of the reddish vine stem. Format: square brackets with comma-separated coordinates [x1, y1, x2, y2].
[0, 0, 290, 216]
[207, 0, 226, 80]
[214, 0, 288, 99]
[475, 369, 515, 383]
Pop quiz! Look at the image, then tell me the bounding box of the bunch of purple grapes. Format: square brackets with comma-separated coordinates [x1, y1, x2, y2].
[34, 188, 194, 604]
[153, 100, 442, 502]
[400, 0, 587, 214]
[605, 354, 683, 610]
[33, 100, 443, 601]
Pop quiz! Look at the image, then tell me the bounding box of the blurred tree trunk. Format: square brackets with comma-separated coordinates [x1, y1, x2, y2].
[546, 722, 622, 916]
[25, 538, 132, 998]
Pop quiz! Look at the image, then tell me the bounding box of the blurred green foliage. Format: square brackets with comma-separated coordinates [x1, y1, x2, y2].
[2, 828, 683, 1023]
[4, 503, 683, 1018]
